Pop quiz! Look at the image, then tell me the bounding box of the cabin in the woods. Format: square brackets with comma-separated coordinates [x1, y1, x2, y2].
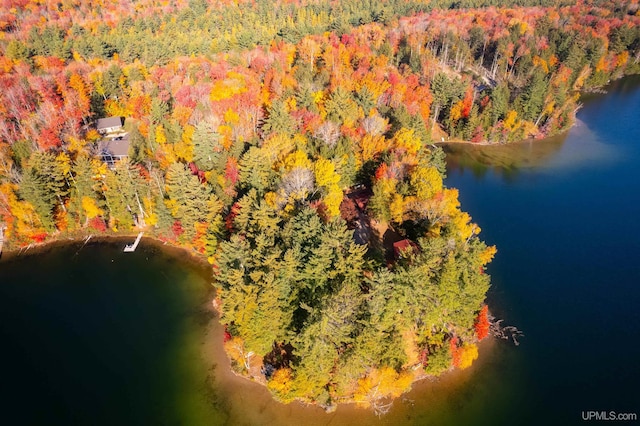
[393, 239, 419, 259]
[95, 116, 129, 168]
[98, 134, 130, 168]
[96, 116, 124, 134]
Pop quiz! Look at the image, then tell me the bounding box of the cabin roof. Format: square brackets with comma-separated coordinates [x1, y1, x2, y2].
[96, 116, 124, 130]
[393, 239, 419, 258]
[98, 134, 130, 157]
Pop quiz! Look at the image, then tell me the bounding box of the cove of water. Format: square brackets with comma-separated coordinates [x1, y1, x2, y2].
[1, 76, 639, 425]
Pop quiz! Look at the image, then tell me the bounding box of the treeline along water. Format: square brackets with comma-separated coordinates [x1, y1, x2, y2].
[0, 77, 639, 425]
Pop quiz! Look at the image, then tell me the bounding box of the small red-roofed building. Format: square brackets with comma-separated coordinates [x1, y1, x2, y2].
[393, 239, 419, 259]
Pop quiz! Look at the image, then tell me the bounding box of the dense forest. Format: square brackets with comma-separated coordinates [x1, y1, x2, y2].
[1, 0, 639, 411]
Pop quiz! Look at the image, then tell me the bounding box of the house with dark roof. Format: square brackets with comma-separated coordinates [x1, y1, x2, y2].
[98, 134, 130, 168]
[96, 117, 124, 134]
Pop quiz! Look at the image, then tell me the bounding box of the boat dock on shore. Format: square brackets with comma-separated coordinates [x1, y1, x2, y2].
[0, 224, 5, 255]
[124, 232, 143, 252]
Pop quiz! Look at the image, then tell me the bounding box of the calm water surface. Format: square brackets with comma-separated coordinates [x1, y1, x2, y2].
[442, 75, 640, 425]
[0, 242, 227, 425]
[1, 77, 639, 425]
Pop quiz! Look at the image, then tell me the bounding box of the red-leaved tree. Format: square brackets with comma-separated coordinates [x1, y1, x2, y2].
[475, 305, 490, 340]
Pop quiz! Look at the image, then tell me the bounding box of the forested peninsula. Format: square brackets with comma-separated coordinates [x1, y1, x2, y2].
[1, 0, 639, 412]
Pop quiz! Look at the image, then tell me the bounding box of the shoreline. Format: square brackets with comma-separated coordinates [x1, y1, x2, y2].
[1, 229, 500, 416]
[2, 230, 500, 416]
[435, 125, 572, 147]
[0, 231, 208, 265]
[202, 293, 498, 412]
[433, 79, 621, 148]
[199, 302, 500, 423]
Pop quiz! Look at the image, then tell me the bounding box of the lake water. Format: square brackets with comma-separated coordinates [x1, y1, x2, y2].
[1, 76, 639, 425]
[442, 75, 640, 425]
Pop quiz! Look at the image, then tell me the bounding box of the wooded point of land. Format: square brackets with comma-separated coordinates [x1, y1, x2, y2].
[0, 0, 638, 410]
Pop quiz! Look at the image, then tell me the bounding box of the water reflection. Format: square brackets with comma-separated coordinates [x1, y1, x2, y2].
[442, 136, 566, 181]
[442, 118, 620, 182]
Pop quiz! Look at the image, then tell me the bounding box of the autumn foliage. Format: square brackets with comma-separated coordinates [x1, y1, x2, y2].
[88, 217, 107, 233]
[451, 337, 479, 370]
[0, 0, 638, 411]
[475, 305, 491, 341]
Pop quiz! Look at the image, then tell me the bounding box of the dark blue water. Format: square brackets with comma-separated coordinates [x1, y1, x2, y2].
[443, 76, 640, 425]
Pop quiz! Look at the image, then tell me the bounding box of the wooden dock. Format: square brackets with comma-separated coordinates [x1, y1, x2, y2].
[0, 225, 5, 255]
[124, 232, 143, 252]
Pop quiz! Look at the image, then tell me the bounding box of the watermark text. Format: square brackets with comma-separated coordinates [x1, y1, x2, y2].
[582, 411, 637, 421]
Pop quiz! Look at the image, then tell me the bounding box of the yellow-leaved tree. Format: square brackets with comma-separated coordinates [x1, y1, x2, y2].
[457, 343, 479, 369]
[313, 157, 340, 187]
[479, 245, 497, 265]
[503, 110, 519, 132]
[261, 133, 296, 165]
[142, 197, 158, 227]
[390, 193, 405, 223]
[173, 124, 194, 162]
[410, 164, 443, 200]
[314, 157, 343, 218]
[324, 185, 343, 218]
[282, 150, 312, 171]
[81, 196, 104, 220]
[354, 367, 413, 414]
[358, 134, 387, 163]
[392, 128, 422, 155]
[267, 368, 295, 403]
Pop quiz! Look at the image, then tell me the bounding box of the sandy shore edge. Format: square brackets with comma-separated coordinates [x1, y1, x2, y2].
[2, 231, 500, 419]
